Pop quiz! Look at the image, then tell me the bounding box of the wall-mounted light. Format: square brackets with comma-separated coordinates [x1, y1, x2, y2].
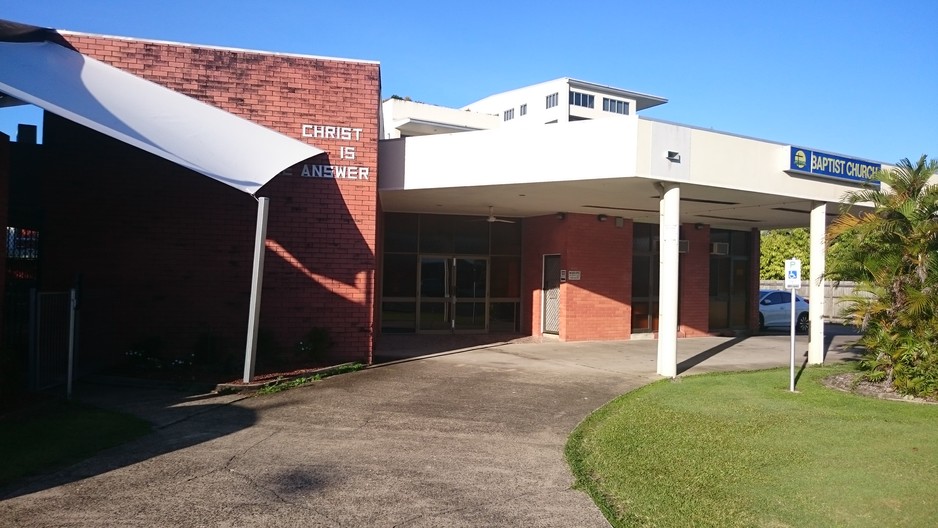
[556, 212, 566, 220]
[695, 222, 704, 230]
[597, 214, 608, 222]
[666, 151, 681, 163]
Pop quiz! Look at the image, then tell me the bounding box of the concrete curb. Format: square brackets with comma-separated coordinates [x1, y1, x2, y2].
[368, 341, 514, 368]
[214, 362, 359, 392]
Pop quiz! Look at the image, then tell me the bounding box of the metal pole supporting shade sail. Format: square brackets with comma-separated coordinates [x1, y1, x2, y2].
[0, 19, 328, 382]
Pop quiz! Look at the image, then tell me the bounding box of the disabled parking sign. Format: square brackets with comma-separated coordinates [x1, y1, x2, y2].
[784, 258, 803, 392]
[784, 259, 802, 289]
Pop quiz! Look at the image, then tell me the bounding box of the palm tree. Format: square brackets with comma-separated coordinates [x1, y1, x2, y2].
[827, 155, 938, 395]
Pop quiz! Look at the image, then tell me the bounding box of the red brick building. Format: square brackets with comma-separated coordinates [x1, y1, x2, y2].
[2, 25, 380, 379]
[2, 22, 877, 383]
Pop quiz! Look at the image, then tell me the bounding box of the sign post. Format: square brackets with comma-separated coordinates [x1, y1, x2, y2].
[784, 259, 802, 392]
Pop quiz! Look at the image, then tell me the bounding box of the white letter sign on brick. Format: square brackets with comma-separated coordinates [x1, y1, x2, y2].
[299, 123, 369, 182]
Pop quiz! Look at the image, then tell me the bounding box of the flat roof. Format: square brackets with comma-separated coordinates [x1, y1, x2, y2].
[566, 77, 668, 111]
[462, 77, 668, 112]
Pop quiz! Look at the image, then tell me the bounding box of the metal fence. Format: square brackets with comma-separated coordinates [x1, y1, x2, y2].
[29, 290, 78, 394]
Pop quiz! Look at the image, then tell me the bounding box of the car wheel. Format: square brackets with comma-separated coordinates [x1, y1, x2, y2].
[796, 312, 809, 334]
[759, 313, 765, 330]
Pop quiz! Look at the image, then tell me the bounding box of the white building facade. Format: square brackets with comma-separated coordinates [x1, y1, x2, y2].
[377, 78, 883, 376]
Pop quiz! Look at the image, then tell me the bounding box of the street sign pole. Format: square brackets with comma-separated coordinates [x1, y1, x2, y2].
[784, 259, 802, 392]
[790, 288, 796, 392]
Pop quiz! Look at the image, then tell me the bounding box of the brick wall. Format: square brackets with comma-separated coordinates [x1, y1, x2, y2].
[522, 213, 632, 340]
[679, 223, 710, 337]
[521, 215, 564, 335]
[562, 215, 632, 340]
[36, 34, 380, 371]
[749, 228, 761, 333]
[522, 215, 741, 341]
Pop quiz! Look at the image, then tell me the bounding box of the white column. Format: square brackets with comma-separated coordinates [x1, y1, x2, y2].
[808, 201, 826, 365]
[657, 182, 680, 377]
[243, 197, 270, 383]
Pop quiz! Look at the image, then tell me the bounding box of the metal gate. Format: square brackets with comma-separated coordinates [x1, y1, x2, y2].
[543, 255, 561, 334]
[30, 290, 78, 393]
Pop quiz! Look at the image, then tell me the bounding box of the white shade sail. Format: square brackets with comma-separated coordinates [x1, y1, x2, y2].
[0, 40, 323, 194]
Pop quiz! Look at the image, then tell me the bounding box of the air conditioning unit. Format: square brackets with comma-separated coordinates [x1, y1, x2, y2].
[710, 242, 730, 255]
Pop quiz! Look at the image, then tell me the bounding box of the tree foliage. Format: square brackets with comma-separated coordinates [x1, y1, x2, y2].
[827, 155, 938, 397]
[760, 226, 856, 280]
[760, 228, 810, 280]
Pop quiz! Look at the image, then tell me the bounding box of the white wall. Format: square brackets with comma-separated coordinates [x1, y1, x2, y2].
[381, 117, 640, 190]
[464, 79, 642, 126]
[649, 121, 691, 180]
[637, 118, 874, 202]
[688, 127, 861, 202]
[462, 78, 570, 126]
[381, 99, 499, 139]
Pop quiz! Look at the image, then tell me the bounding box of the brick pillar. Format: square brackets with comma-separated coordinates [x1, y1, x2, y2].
[679, 223, 710, 336]
[749, 228, 761, 333]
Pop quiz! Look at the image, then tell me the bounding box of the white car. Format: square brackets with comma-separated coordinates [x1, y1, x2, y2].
[759, 290, 810, 333]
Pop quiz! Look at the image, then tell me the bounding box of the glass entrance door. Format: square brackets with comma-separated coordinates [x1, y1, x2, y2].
[418, 256, 487, 332]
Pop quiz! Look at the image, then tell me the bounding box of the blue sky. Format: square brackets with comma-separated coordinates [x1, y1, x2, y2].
[2, 1, 935, 164]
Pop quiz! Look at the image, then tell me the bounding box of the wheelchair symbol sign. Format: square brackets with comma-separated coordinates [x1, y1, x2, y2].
[784, 259, 802, 288]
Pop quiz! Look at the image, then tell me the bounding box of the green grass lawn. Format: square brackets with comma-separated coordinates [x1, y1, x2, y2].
[0, 400, 151, 488]
[566, 366, 938, 527]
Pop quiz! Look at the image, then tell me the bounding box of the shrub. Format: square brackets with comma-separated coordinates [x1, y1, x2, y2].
[828, 155, 938, 398]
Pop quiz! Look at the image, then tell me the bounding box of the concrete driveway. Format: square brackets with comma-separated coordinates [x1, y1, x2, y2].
[1, 330, 861, 527]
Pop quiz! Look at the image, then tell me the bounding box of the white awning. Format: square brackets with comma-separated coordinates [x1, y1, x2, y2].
[0, 40, 323, 194]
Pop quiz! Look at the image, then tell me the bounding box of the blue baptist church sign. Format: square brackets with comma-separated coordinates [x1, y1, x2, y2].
[789, 147, 881, 185]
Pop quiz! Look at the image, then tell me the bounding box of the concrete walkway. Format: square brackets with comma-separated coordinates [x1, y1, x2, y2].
[1, 329, 861, 527]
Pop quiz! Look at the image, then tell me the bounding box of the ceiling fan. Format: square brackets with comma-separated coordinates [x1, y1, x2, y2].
[483, 206, 515, 224]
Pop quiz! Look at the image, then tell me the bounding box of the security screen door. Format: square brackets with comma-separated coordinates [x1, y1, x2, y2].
[543, 255, 561, 334]
[418, 256, 487, 332]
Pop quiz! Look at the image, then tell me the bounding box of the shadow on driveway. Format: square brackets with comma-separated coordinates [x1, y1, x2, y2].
[677, 324, 863, 376]
[677, 336, 749, 375]
[0, 379, 256, 500]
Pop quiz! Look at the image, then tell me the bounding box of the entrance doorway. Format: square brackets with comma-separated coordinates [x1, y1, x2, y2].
[419, 256, 488, 332]
[380, 213, 521, 335]
[542, 255, 561, 334]
[631, 223, 661, 333]
[708, 229, 751, 330]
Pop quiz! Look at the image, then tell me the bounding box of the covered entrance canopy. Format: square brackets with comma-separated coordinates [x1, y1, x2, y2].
[379, 117, 884, 376]
[0, 19, 323, 194]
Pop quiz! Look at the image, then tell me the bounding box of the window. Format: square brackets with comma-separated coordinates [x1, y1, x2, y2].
[503, 108, 514, 121]
[546, 92, 558, 109]
[6, 227, 39, 259]
[519, 103, 527, 116]
[708, 229, 752, 330]
[602, 97, 630, 115]
[569, 91, 595, 108]
[380, 213, 523, 334]
[765, 292, 786, 305]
